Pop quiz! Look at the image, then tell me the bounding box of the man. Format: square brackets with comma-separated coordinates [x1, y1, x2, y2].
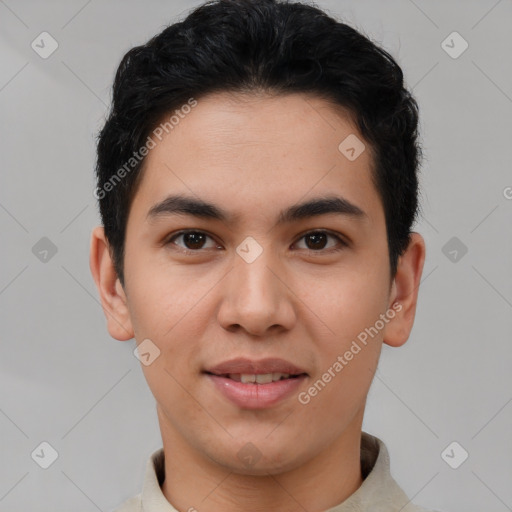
[90, 0, 436, 510]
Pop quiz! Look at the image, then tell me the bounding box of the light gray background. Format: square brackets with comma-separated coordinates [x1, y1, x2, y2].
[1, 1, 511, 511]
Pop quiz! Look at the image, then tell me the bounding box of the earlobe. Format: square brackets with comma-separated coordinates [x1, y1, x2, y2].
[89, 226, 134, 341]
[383, 232, 426, 348]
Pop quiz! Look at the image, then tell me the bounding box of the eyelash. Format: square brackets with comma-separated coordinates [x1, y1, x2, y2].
[164, 229, 348, 256]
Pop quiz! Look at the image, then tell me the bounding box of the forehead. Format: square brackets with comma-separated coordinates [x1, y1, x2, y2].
[130, 92, 383, 228]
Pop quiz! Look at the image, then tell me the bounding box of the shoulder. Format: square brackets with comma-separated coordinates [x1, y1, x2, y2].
[361, 433, 443, 512]
[110, 494, 142, 512]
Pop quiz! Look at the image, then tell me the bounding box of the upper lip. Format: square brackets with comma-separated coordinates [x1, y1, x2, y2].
[204, 357, 308, 376]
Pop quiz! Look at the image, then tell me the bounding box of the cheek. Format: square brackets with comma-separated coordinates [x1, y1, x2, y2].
[304, 263, 389, 344]
[302, 290, 384, 422]
[125, 251, 206, 339]
[299, 260, 388, 406]
[125, 260, 220, 401]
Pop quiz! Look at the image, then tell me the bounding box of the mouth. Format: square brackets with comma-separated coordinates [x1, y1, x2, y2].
[203, 358, 309, 409]
[204, 371, 307, 383]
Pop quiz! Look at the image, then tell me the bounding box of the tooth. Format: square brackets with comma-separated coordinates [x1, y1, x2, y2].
[270, 373, 289, 381]
[236, 373, 293, 384]
[255, 373, 273, 384]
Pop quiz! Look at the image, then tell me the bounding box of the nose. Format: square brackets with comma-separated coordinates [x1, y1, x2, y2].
[216, 245, 296, 337]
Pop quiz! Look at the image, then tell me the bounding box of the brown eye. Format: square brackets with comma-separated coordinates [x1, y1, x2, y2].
[166, 230, 218, 253]
[304, 232, 328, 250]
[294, 231, 347, 252]
[181, 232, 207, 250]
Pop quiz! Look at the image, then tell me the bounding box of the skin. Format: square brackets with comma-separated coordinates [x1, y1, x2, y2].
[90, 91, 425, 512]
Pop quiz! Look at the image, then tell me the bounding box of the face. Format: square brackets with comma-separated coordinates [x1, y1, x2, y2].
[96, 92, 420, 475]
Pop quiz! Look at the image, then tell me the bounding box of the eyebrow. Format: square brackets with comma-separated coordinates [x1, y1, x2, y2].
[146, 193, 367, 226]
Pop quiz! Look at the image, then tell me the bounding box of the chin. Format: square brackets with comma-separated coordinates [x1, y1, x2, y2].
[210, 441, 308, 476]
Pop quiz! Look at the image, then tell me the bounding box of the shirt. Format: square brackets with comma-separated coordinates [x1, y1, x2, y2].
[113, 431, 439, 512]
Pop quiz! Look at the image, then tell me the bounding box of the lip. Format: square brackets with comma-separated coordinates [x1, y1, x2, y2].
[204, 357, 308, 376]
[206, 373, 308, 409]
[203, 357, 308, 410]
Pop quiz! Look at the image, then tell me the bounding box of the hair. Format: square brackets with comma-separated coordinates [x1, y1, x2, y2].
[95, 0, 422, 287]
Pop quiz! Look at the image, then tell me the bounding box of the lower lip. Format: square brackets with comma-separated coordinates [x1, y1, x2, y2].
[206, 374, 307, 409]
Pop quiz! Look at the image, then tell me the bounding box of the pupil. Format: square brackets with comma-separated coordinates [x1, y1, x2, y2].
[184, 232, 205, 249]
[306, 233, 326, 250]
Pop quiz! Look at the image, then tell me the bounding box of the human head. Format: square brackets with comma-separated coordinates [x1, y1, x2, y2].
[94, 0, 422, 288]
[89, 0, 426, 492]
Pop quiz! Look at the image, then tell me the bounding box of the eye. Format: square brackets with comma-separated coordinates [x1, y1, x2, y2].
[165, 230, 220, 254]
[293, 230, 347, 253]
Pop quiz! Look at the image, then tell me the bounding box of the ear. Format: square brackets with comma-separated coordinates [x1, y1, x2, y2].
[89, 226, 134, 341]
[383, 232, 426, 347]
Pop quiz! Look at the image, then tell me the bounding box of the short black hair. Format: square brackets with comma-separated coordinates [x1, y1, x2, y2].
[95, 0, 422, 287]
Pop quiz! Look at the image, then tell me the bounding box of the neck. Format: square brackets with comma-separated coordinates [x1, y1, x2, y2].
[159, 409, 365, 512]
